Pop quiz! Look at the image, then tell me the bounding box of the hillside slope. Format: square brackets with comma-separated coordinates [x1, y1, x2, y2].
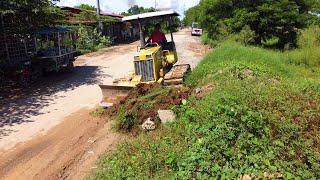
[92, 42, 320, 179]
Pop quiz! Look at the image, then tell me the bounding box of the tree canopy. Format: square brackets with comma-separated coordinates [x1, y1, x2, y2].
[1, 0, 63, 34]
[183, 5, 201, 26]
[184, 0, 320, 48]
[121, 5, 156, 16]
[76, 4, 96, 11]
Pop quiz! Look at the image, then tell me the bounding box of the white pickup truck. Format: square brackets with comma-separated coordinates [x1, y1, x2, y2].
[191, 22, 203, 36]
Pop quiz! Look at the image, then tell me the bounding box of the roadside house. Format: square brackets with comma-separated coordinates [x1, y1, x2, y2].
[60, 6, 139, 43]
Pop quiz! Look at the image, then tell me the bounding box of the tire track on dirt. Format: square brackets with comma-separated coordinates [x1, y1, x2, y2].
[0, 109, 122, 180]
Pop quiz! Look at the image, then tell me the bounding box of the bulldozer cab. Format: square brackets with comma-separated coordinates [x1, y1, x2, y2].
[122, 10, 179, 49]
[122, 10, 180, 83]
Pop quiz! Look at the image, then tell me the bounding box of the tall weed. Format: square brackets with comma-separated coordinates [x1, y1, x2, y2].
[285, 26, 320, 67]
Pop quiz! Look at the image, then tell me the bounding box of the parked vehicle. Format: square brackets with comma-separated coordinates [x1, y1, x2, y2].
[16, 27, 77, 87]
[1, 24, 77, 87]
[35, 27, 76, 72]
[191, 22, 203, 36]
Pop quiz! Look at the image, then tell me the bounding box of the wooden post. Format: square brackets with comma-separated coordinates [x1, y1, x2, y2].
[169, 16, 174, 43]
[58, 32, 61, 56]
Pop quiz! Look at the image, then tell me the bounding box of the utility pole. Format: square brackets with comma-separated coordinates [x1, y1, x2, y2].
[154, 0, 157, 10]
[96, 0, 103, 32]
[96, 0, 101, 16]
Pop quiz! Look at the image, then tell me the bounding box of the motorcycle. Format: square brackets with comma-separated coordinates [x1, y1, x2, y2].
[19, 60, 32, 87]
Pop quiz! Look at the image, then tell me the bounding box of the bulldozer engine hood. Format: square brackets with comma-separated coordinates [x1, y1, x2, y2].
[137, 46, 160, 60]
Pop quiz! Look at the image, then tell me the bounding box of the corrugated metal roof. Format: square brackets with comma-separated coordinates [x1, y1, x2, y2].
[122, 10, 179, 22]
[100, 12, 124, 18]
[60, 6, 123, 19]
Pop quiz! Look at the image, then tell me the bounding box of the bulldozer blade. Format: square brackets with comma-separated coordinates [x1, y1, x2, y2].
[99, 84, 134, 103]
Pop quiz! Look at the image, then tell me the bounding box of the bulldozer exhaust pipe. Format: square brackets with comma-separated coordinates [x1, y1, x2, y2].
[139, 22, 145, 48]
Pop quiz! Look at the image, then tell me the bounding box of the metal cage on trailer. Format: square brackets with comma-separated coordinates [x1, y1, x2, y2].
[0, 14, 36, 69]
[35, 27, 76, 72]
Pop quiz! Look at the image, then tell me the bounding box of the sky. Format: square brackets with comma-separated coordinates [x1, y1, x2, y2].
[54, 0, 200, 16]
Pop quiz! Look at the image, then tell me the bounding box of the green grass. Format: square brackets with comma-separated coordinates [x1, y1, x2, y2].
[89, 107, 106, 118]
[90, 42, 320, 179]
[285, 46, 320, 68]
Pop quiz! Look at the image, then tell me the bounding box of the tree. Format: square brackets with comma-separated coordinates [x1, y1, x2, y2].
[183, 5, 201, 26]
[76, 10, 98, 23]
[185, 0, 320, 48]
[0, 0, 63, 33]
[121, 5, 156, 16]
[77, 4, 96, 11]
[0, 0, 63, 34]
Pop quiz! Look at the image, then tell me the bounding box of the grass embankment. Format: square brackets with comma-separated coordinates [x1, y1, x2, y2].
[92, 42, 320, 179]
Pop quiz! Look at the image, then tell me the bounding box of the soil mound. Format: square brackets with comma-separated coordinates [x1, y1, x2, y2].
[106, 84, 192, 132]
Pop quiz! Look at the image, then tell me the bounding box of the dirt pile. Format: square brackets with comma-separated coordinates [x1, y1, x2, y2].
[107, 83, 192, 133]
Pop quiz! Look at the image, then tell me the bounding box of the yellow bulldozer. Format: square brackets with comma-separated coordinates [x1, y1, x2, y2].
[99, 10, 190, 104]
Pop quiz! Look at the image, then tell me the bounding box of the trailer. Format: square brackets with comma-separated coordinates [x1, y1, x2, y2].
[35, 27, 76, 72]
[0, 21, 76, 86]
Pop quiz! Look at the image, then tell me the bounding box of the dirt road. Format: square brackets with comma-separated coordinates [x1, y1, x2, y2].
[0, 29, 210, 179]
[0, 110, 122, 179]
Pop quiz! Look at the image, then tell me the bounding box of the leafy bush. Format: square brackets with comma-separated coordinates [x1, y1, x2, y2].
[76, 26, 111, 54]
[201, 33, 217, 47]
[236, 25, 256, 46]
[113, 106, 137, 132]
[91, 42, 320, 179]
[201, 22, 233, 48]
